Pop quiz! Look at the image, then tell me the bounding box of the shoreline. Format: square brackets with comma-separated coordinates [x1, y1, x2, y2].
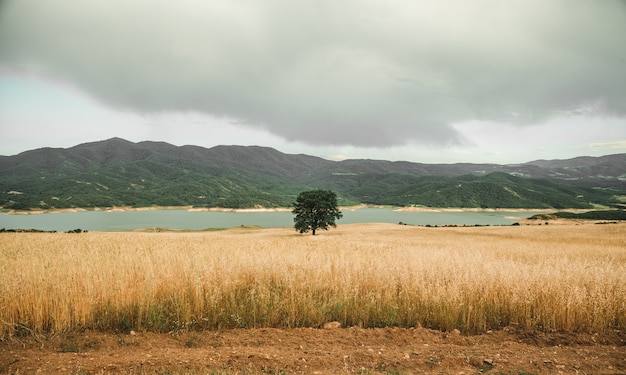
[1, 204, 604, 215]
[392, 206, 602, 213]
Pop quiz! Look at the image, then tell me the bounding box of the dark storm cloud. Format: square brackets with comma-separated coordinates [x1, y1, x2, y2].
[1, 0, 625, 147]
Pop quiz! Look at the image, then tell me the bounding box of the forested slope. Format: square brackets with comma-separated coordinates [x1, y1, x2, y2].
[1, 138, 624, 210]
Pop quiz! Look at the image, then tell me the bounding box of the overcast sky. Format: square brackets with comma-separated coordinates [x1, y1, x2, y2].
[1, 0, 625, 163]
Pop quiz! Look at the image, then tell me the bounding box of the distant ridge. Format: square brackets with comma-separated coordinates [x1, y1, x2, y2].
[1, 138, 625, 210]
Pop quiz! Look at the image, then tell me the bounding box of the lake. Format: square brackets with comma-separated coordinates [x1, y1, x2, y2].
[0, 208, 538, 232]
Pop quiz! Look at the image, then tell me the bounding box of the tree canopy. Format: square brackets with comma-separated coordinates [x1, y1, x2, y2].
[292, 190, 343, 235]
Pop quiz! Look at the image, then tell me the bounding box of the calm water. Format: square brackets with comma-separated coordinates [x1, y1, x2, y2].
[0, 208, 537, 232]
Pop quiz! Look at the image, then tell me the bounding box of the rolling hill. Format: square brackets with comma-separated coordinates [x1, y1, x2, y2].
[1, 138, 625, 210]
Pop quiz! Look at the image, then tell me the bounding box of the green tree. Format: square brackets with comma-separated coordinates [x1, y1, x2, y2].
[292, 190, 343, 235]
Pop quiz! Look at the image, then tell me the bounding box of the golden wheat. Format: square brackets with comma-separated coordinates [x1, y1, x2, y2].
[1, 223, 625, 338]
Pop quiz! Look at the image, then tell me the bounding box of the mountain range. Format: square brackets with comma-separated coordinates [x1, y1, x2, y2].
[1, 138, 625, 210]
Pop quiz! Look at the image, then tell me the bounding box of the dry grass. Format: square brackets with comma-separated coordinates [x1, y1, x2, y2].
[1, 223, 625, 338]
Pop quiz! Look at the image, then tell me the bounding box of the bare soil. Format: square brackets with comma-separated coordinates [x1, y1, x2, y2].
[2, 327, 624, 374]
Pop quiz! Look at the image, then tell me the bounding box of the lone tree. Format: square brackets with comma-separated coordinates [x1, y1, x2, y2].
[292, 190, 343, 235]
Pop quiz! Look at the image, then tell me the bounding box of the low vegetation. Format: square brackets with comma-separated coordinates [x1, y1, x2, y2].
[529, 209, 626, 221]
[1, 224, 625, 339]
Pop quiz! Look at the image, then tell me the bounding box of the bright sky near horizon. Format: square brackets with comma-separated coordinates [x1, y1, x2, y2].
[1, 0, 625, 163]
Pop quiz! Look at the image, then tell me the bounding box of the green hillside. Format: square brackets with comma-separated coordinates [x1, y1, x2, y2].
[1, 158, 308, 210]
[313, 171, 621, 209]
[1, 139, 624, 210]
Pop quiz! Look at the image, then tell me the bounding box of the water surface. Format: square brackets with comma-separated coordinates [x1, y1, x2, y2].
[0, 208, 537, 232]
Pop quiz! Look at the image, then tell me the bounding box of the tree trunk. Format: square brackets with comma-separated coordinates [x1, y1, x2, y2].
[312, 229, 316, 235]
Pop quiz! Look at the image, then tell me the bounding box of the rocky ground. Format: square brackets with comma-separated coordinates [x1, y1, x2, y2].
[1, 326, 624, 374]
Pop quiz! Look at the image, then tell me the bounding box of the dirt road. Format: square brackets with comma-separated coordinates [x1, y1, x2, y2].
[2, 327, 624, 374]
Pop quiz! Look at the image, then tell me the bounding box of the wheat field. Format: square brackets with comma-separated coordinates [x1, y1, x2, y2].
[1, 223, 625, 338]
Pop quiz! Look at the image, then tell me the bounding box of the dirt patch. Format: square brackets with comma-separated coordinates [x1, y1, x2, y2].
[2, 328, 624, 374]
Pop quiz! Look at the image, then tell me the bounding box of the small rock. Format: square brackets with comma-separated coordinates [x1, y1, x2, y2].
[129, 330, 136, 336]
[468, 357, 483, 368]
[322, 321, 341, 329]
[483, 358, 494, 366]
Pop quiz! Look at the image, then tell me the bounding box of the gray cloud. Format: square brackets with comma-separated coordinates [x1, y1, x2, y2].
[1, 0, 625, 147]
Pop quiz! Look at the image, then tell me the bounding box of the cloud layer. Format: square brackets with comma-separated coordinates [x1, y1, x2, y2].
[1, 0, 625, 147]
